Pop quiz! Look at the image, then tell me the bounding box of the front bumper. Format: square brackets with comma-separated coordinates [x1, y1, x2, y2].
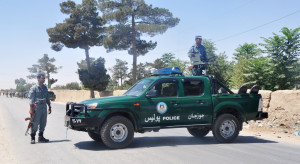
[65, 115, 102, 131]
[64, 102, 103, 131]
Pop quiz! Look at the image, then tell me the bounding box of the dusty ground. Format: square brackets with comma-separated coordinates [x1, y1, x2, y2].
[0, 112, 17, 164]
[241, 124, 300, 145]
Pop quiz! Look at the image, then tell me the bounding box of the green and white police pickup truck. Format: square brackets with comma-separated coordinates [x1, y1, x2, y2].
[65, 67, 268, 149]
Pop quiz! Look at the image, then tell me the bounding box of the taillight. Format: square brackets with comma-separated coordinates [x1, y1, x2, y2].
[258, 98, 263, 112]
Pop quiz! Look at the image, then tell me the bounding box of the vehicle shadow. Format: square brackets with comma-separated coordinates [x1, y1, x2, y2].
[74, 135, 277, 151]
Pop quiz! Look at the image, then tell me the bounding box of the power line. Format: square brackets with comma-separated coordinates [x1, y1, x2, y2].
[214, 8, 300, 42]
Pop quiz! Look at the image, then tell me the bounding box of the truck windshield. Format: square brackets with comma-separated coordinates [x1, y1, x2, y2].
[124, 79, 154, 96]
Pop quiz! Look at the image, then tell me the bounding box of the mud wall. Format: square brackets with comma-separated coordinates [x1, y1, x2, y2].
[51, 90, 127, 103]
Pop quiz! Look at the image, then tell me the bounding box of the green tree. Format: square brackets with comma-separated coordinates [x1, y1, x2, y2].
[78, 57, 110, 94]
[110, 59, 129, 87]
[242, 57, 273, 90]
[14, 79, 34, 93]
[77, 57, 96, 70]
[27, 54, 61, 88]
[208, 52, 234, 87]
[15, 78, 26, 88]
[233, 43, 261, 60]
[99, 0, 180, 84]
[106, 79, 119, 91]
[15, 78, 27, 92]
[168, 58, 191, 76]
[145, 58, 165, 69]
[161, 53, 175, 66]
[260, 27, 300, 90]
[199, 40, 233, 86]
[202, 39, 217, 62]
[126, 62, 152, 86]
[53, 82, 81, 90]
[47, 0, 106, 97]
[231, 43, 261, 88]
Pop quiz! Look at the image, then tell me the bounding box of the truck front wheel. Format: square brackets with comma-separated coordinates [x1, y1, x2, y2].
[187, 127, 210, 138]
[212, 114, 240, 143]
[101, 116, 134, 149]
[88, 131, 102, 142]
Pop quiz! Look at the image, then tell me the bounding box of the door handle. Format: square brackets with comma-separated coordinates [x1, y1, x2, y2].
[196, 100, 206, 104]
[171, 101, 180, 104]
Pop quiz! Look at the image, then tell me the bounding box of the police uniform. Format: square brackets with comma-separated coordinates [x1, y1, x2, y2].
[29, 84, 51, 143]
[188, 36, 207, 76]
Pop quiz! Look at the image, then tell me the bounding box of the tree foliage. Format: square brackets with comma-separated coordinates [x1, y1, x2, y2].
[207, 52, 234, 86]
[14, 78, 34, 92]
[202, 39, 217, 62]
[242, 57, 273, 90]
[230, 43, 262, 88]
[52, 82, 81, 90]
[78, 57, 110, 92]
[233, 43, 261, 60]
[27, 54, 61, 88]
[260, 27, 300, 90]
[47, 0, 106, 97]
[109, 59, 129, 87]
[99, 0, 180, 84]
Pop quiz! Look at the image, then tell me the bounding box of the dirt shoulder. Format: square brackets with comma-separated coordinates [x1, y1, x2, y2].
[241, 125, 300, 145]
[0, 112, 17, 164]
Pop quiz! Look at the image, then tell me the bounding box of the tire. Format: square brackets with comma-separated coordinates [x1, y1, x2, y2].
[212, 114, 240, 143]
[88, 131, 102, 142]
[100, 116, 134, 149]
[187, 127, 210, 138]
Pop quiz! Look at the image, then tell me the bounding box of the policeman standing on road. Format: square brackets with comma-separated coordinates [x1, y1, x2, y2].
[188, 35, 208, 76]
[29, 73, 52, 144]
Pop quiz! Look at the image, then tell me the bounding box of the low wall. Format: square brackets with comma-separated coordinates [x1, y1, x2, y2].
[52, 90, 127, 103]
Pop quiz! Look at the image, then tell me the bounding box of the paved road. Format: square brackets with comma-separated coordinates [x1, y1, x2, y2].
[0, 96, 300, 164]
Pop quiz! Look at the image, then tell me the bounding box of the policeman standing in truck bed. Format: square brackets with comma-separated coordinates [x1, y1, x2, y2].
[188, 35, 208, 76]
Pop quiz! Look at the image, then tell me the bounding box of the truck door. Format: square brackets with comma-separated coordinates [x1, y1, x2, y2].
[178, 78, 213, 124]
[139, 79, 182, 127]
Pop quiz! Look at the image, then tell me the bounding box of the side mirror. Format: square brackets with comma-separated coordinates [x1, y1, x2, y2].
[146, 90, 158, 98]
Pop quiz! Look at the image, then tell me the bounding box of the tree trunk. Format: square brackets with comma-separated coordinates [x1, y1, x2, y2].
[131, 1, 137, 85]
[84, 46, 95, 98]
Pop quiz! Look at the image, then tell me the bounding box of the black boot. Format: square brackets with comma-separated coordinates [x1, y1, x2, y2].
[38, 132, 49, 142]
[30, 133, 36, 144]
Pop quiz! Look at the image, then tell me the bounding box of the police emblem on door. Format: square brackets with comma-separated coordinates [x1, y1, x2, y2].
[157, 102, 167, 114]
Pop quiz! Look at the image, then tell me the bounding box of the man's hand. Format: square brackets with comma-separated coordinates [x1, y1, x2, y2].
[48, 106, 52, 114]
[29, 105, 34, 114]
[29, 108, 34, 114]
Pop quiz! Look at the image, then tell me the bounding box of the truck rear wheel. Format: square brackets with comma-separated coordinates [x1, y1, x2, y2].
[101, 116, 134, 149]
[88, 131, 102, 142]
[212, 114, 240, 143]
[187, 127, 210, 138]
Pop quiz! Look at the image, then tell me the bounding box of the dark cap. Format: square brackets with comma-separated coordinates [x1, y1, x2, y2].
[195, 35, 202, 40]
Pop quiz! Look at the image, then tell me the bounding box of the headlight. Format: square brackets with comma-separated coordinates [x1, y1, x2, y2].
[86, 103, 98, 109]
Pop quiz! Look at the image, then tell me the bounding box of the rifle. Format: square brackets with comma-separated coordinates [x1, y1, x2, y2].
[25, 103, 36, 136]
[188, 56, 218, 75]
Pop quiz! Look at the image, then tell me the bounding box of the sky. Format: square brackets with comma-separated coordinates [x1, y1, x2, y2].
[1, 0, 300, 89]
